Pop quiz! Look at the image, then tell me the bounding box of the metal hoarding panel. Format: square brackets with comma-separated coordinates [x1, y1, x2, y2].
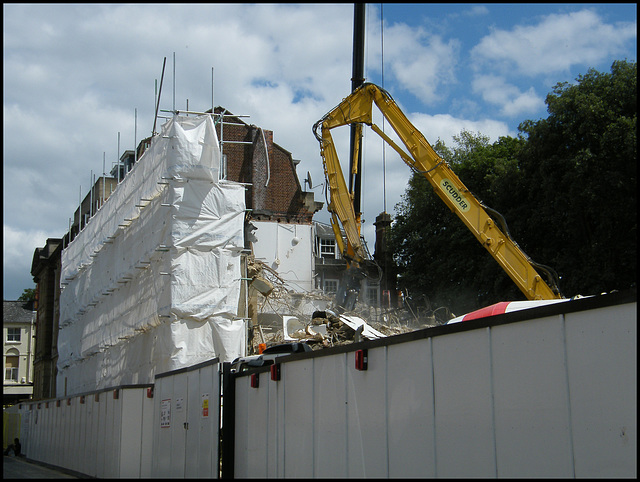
[86, 395, 98, 477]
[387, 339, 436, 478]
[77, 397, 88, 475]
[96, 392, 107, 478]
[266, 363, 282, 478]
[185, 366, 220, 479]
[61, 399, 71, 471]
[185, 370, 200, 478]
[169, 374, 188, 477]
[346, 346, 388, 477]
[491, 316, 574, 477]
[233, 375, 254, 478]
[313, 354, 348, 477]
[565, 303, 637, 477]
[195, 364, 220, 478]
[283, 358, 314, 477]
[120, 389, 144, 478]
[38, 402, 48, 465]
[103, 392, 119, 478]
[432, 328, 496, 477]
[140, 391, 155, 478]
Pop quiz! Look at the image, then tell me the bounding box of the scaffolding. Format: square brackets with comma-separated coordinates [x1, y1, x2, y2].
[58, 114, 247, 396]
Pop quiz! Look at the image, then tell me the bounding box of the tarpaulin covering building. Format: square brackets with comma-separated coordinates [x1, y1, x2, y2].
[57, 115, 247, 396]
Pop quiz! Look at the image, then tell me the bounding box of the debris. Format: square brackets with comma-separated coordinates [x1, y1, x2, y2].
[251, 276, 273, 297]
[245, 255, 447, 354]
[335, 314, 386, 340]
[288, 325, 325, 342]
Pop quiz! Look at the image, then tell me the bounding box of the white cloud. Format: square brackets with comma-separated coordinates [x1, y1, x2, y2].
[459, 5, 490, 18]
[409, 112, 513, 146]
[472, 75, 545, 117]
[3, 226, 48, 263]
[501, 89, 544, 118]
[3, 3, 635, 300]
[382, 23, 460, 105]
[472, 9, 637, 76]
[3, 225, 50, 297]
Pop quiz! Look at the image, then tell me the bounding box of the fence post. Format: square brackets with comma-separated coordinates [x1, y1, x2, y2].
[220, 362, 235, 479]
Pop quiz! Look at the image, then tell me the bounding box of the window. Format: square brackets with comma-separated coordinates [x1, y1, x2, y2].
[323, 279, 339, 294]
[320, 238, 336, 259]
[5, 352, 19, 382]
[7, 328, 20, 342]
[366, 287, 379, 307]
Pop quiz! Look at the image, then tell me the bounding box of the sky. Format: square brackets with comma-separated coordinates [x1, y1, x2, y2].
[3, 3, 636, 300]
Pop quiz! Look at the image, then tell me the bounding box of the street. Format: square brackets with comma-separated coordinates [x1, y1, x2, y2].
[3, 455, 79, 479]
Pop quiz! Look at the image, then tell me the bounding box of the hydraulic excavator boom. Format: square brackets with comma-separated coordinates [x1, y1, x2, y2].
[313, 82, 562, 301]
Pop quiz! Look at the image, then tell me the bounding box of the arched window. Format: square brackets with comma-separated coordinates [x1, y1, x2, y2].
[4, 348, 19, 382]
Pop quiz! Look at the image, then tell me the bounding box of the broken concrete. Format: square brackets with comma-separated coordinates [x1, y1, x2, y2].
[245, 255, 446, 354]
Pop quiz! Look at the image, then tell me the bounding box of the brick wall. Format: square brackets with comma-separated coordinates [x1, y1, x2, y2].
[216, 110, 315, 223]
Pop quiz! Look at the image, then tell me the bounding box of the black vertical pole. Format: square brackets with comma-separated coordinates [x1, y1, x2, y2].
[220, 362, 235, 479]
[349, 3, 366, 216]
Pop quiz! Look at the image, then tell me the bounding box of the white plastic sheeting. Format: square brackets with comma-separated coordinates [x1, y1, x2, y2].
[57, 115, 247, 396]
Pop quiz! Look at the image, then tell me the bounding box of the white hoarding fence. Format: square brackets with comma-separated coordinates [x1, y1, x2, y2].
[231, 292, 636, 478]
[14, 292, 635, 478]
[17, 386, 155, 478]
[151, 358, 221, 479]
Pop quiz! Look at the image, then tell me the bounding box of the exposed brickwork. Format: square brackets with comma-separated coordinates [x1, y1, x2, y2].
[215, 108, 318, 223]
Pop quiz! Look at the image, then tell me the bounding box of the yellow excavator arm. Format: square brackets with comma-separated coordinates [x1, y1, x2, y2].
[313, 82, 562, 301]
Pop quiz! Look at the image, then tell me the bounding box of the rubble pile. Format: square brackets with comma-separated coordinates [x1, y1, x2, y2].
[245, 256, 449, 354]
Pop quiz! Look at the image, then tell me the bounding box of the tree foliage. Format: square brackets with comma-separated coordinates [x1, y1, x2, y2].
[389, 131, 526, 315]
[388, 60, 636, 316]
[18, 288, 36, 302]
[518, 60, 636, 296]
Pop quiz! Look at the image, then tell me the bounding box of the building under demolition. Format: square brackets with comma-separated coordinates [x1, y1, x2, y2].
[55, 114, 248, 396]
[30, 109, 390, 399]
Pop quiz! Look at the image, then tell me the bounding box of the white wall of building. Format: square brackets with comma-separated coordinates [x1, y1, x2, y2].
[251, 221, 315, 293]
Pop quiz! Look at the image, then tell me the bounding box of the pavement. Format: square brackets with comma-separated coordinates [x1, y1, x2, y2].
[3, 455, 81, 479]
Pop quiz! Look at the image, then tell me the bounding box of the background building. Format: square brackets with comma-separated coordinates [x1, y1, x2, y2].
[313, 221, 348, 295]
[30, 238, 62, 400]
[3, 300, 36, 405]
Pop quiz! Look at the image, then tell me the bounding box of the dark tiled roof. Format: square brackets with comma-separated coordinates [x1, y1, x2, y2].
[3, 301, 35, 324]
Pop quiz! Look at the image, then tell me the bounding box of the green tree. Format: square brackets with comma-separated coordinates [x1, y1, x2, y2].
[18, 288, 36, 302]
[388, 60, 636, 315]
[518, 60, 636, 296]
[389, 131, 525, 315]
